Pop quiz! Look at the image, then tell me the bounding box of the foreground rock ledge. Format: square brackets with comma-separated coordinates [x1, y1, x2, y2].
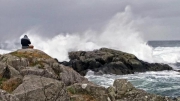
[0, 49, 176, 101]
[67, 79, 174, 101]
[67, 48, 173, 76]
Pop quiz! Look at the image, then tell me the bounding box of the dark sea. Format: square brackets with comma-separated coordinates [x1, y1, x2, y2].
[86, 40, 180, 98]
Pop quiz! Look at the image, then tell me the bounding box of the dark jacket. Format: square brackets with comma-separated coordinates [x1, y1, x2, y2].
[21, 35, 31, 46]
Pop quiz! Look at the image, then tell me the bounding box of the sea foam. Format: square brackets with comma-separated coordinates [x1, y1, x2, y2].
[18, 6, 154, 62]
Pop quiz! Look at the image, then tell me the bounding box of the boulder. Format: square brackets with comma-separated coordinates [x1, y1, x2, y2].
[13, 75, 70, 101]
[0, 49, 89, 86]
[0, 49, 90, 100]
[0, 49, 52, 71]
[67, 83, 109, 101]
[68, 48, 173, 75]
[44, 57, 90, 86]
[59, 64, 90, 86]
[20, 67, 58, 79]
[110, 79, 173, 101]
[67, 79, 174, 101]
[0, 54, 29, 71]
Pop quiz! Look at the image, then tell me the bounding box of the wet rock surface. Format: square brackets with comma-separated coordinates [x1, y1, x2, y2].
[68, 48, 173, 76]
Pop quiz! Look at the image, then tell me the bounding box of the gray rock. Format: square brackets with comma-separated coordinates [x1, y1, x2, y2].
[54, 63, 89, 86]
[0, 62, 21, 79]
[13, 75, 70, 101]
[20, 67, 58, 79]
[107, 86, 116, 101]
[68, 48, 173, 75]
[39, 58, 90, 86]
[67, 83, 109, 101]
[0, 49, 53, 72]
[0, 89, 19, 101]
[113, 79, 134, 96]
[0, 54, 28, 71]
[0, 49, 89, 86]
[112, 79, 173, 101]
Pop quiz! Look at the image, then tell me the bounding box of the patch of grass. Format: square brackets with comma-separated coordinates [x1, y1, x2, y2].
[10, 51, 50, 68]
[10, 51, 51, 59]
[67, 86, 76, 94]
[1, 78, 23, 93]
[0, 78, 7, 88]
[10, 52, 26, 58]
[30, 60, 45, 69]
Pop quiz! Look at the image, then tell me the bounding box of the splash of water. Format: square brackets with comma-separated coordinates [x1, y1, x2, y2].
[5, 6, 153, 62]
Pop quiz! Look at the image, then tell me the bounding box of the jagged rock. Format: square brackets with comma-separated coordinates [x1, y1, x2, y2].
[59, 64, 90, 86]
[0, 49, 89, 86]
[67, 79, 174, 101]
[111, 79, 173, 101]
[41, 58, 89, 86]
[0, 49, 52, 71]
[113, 79, 134, 96]
[0, 62, 21, 79]
[13, 75, 70, 101]
[0, 89, 19, 101]
[67, 83, 109, 101]
[0, 54, 28, 71]
[68, 48, 173, 75]
[107, 86, 116, 101]
[0, 62, 22, 94]
[20, 67, 58, 79]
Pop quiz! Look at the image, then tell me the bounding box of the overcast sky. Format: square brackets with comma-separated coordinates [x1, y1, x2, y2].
[1, 0, 180, 41]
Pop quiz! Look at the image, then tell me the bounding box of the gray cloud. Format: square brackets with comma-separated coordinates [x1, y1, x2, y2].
[0, 0, 180, 41]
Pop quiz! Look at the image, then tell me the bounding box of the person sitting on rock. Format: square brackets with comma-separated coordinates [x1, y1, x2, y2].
[21, 35, 34, 49]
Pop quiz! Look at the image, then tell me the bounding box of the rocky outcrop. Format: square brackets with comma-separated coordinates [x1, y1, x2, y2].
[111, 79, 172, 101]
[13, 75, 70, 101]
[68, 48, 173, 75]
[67, 79, 173, 101]
[67, 83, 109, 101]
[0, 49, 89, 101]
[0, 48, 176, 101]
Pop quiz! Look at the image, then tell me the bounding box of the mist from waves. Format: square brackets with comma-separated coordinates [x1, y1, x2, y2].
[148, 40, 180, 69]
[0, 6, 154, 63]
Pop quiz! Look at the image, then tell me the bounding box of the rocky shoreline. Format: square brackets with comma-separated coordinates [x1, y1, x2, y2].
[0, 48, 178, 101]
[63, 48, 172, 76]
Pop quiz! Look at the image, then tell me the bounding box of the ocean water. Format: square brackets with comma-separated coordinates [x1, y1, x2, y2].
[85, 40, 180, 97]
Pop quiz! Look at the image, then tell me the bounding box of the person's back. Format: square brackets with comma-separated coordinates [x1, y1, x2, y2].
[21, 35, 33, 49]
